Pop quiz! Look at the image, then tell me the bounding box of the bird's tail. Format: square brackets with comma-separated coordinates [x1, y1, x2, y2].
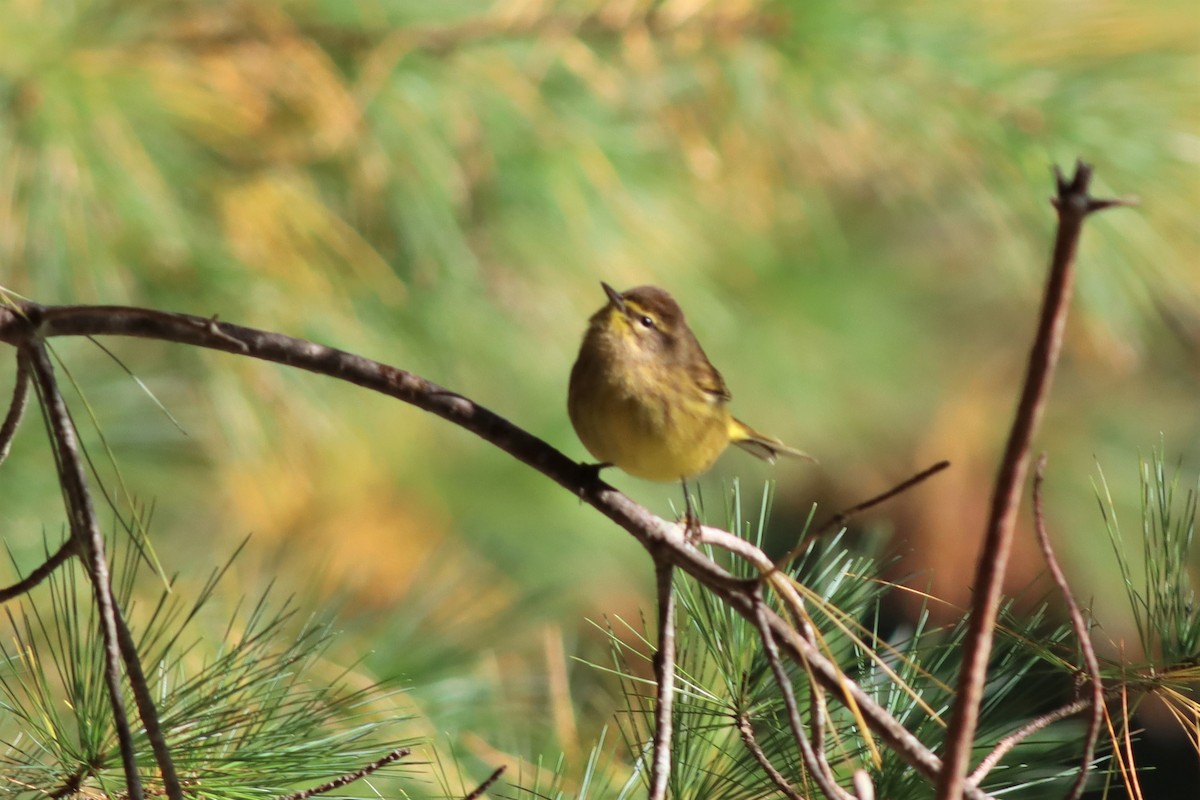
[729, 417, 817, 465]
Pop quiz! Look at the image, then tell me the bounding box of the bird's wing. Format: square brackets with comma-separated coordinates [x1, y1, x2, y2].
[685, 332, 732, 402]
[693, 360, 731, 402]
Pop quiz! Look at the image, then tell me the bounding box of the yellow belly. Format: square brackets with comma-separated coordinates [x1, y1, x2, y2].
[568, 360, 731, 482]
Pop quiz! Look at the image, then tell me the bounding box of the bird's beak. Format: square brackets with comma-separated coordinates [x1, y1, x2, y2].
[601, 282, 626, 314]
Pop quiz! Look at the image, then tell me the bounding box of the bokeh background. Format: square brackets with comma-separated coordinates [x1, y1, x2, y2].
[2, 0, 1200, 794]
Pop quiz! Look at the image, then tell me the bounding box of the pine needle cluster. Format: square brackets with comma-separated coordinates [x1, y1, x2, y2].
[0, 534, 415, 799]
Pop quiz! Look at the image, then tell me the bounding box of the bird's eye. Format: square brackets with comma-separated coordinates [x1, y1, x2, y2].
[640, 316, 655, 329]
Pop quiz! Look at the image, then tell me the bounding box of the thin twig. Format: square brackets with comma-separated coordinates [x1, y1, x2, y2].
[461, 764, 506, 800]
[936, 162, 1128, 800]
[808, 669, 833, 785]
[815, 460, 951, 539]
[1031, 455, 1103, 799]
[769, 461, 951, 578]
[113, 605, 184, 800]
[270, 746, 412, 800]
[805, 659, 830, 784]
[0, 304, 988, 798]
[752, 591, 852, 800]
[25, 342, 145, 800]
[649, 559, 676, 800]
[970, 697, 1092, 781]
[736, 712, 806, 800]
[0, 349, 30, 466]
[0, 537, 77, 603]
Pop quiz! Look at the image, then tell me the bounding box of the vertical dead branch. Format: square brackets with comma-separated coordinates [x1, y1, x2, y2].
[649, 558, 677, 800]
[936, 162, 1130, 799]
[26, 342, 187, 800]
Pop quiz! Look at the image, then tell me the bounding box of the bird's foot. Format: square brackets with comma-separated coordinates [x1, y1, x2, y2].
[683, 507, 702, 543]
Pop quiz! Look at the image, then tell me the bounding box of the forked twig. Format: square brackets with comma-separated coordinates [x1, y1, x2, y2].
[969, 458, 1106, 788]
[937, 162, 1130, 800]
[649, 558, 677, 800]
[697, 523, 839, 782]
[25, 342, 147, 800]
[270, 746, 412, 800]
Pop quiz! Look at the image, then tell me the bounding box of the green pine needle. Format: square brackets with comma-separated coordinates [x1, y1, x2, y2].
[0, 532, 416, 799]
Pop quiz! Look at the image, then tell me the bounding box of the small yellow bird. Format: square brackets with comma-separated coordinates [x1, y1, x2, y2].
[568, 282, 811, 494]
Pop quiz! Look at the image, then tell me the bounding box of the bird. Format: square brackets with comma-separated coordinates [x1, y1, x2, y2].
[568, 282, 811, 520]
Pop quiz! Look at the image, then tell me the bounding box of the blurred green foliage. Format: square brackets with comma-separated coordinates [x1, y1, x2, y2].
[2, 0, 1199, 794]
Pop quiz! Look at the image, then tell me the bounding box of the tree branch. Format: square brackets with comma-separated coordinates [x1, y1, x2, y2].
[736, 712, 806, 800]
[25, 342, 146, 800]
[936, 162, 1129, 800]
[968, 456, 1108, 787]
[0, 349, 30, 467]
[812, 460, 951, 541]
[113, 604, 184, 800]
[0, 537, 77, 603]
[1029, 455, 1103, 800]
[969, 697, 1092, 782]
[649, 559, 676, 800]
[753, 590, 853, 800]
[765, 459, 950, 585]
